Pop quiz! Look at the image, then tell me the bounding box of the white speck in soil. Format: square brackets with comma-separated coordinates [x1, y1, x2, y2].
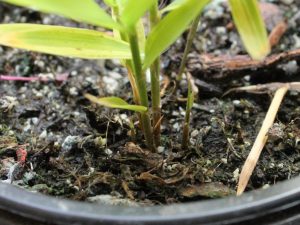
[103, 76, 119, 94]
[269, 162, 275, 169]
[69, 87, 78, 96]
[61, 136, 79, 154]
[72, 111, 81, 117]
[23, 119, 32, 133]
[281, 60, 298, 75]
[191, 129, 199, 138]
[120, 113, 130, 124]
[31, 117, 39, 125]
[157, 146, 165, 153]
[71, 70, 78, 76]
[34, 60, 45, 69]
[173, 122, 179, 131]
[104, 148, 113, 156]
[232, 168, 240, 182]
[172, 111, 179, 116]
[216, 26, 226, 35]
[278, 163, 284, 169]
[23, 172, 36, 183]
[39, 130, 47, 140]
[108, 71, 122, 80]
[221, 158, 228, 164]
[232, 100, 241, 106]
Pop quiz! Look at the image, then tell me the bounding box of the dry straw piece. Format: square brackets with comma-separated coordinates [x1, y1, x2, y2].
[237, 85, 289, 195]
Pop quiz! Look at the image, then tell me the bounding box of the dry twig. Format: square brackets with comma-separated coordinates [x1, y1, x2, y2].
[237, 84, 289, 195]
[224, 82, 300, 96]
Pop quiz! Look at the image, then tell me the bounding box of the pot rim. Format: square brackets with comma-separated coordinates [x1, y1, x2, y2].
[0, 176, 300, 225]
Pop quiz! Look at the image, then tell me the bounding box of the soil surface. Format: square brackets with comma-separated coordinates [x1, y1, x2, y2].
[0, 0, 300, 206]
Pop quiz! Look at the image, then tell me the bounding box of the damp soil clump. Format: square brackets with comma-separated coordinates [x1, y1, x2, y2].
[0, 1, 300, 205]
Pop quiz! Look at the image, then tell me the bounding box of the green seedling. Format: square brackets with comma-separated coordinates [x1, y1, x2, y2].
[181, 77, 194, 149]
[177, 0, 270, 81]
[0, 0, 269, 152]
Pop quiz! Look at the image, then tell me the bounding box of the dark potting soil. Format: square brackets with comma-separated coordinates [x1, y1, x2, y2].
[0, 0, 300, 206]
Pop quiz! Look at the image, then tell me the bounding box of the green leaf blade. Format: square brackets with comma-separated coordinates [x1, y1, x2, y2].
[120, 0, 155, 29]
[0, 24, 131, 59]
[1, 0, 119, 29]
[144, 0, 210, 69]
[229, 0, 270, 60]
[85, 94, 147, 112]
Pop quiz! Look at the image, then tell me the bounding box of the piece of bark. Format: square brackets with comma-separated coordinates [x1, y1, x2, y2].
[197, 49, 300, 80]
[224, 82, 300, 95]
[269, 20, 288, 48]
[196, 2, 288, 80]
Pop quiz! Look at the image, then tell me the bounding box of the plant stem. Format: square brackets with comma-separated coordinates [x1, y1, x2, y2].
[111, 6, 140, 104]
[150, 3, 161, 147]
[182, 78, 194, 149]
[128, 29, 155, 152]
[177, 13, 201, 81]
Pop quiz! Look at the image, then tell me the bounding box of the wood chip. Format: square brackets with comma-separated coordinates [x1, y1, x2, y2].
[198, 49, 300, 80]
[269, 20, 288, 48]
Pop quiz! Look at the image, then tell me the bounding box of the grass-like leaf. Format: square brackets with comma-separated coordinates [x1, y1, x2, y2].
[136, 20, 146, 53]
[143, 0, 210, 69]
[0, 24, 131, 59]
[229, 0, 270, 60]
[1, 0, 119, 29]
[85, 94, 147, 112]
[103, 0, 117, 7]
[120, 0, 155, 29]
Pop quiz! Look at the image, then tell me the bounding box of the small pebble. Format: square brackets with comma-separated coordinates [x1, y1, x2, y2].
[221, 158, 228, 164]
[31, 117, 39, 125]
[69, 87, 78, 96]
[61, 136, 79, 153]
[157, 146, 165, 153]
[191, 129, 199, 138]
[108, 71, 122, 80]
[39, 130, 47, 139]
[278, 163, 284, 169]
[23, 120, 32, 133]
[71, 70, 78, 76]
[172, 111, 180, 116]
[34, 60, 45, 68]
[103, 76, 119, 93]
[173, 122, 179, 131]
[233, 100, 241, 106]
[233, 168, 240, 181]
[105, 148, 113, 156]
[216, 26, 226, 35]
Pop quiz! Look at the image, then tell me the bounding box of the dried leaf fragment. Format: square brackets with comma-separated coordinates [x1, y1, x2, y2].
[180, 182, 235, 198]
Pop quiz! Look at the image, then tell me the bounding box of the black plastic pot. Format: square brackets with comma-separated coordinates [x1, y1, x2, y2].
[0, 177, 300, 225]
